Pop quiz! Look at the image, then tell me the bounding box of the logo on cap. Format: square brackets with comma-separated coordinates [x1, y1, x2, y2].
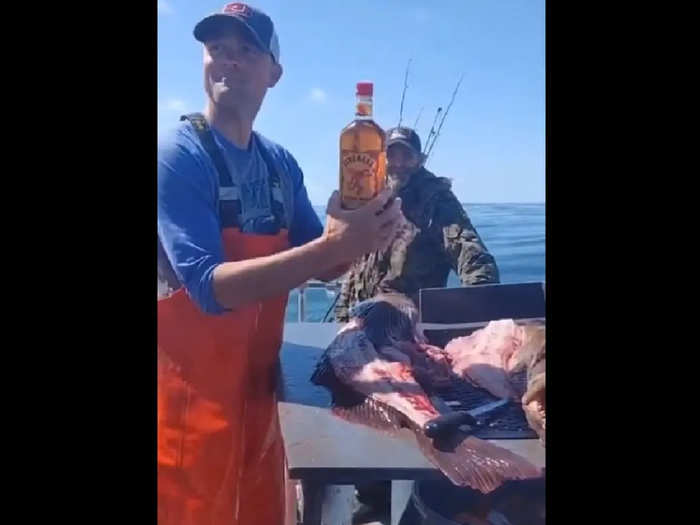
[224, 3, 252, 17]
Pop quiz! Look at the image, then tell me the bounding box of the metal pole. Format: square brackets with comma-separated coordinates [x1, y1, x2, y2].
[298, 285, 306, 322]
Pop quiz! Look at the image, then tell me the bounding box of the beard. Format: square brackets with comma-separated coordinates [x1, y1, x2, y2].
[388, 167, 413, 177]
[387, 169, 415, 192]
[388, 165, 418, 181]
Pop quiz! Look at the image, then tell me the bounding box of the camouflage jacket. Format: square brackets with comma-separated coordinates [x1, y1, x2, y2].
[334, 167, 500, 322]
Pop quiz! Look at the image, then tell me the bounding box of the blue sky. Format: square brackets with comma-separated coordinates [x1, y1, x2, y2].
[158, 0, 545, 204]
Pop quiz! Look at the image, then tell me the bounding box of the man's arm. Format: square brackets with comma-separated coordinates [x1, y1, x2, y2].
[212, 235, 346, 309]
[433, 192, 500, 285]
[212, 192, 401, 310]
[284, 152, 350, 282]
[158, 138, 228, 314]
[316, 263, 352, 282]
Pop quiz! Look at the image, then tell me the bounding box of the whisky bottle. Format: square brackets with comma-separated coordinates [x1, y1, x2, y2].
[339, 81, 387, 209]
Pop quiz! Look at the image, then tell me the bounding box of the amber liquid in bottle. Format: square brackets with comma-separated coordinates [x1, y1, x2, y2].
[339, 82, 387, 209]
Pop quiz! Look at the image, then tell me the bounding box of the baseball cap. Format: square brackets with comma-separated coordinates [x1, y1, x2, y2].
[386, 127, 422, 154]
[194, 3, 280, 63]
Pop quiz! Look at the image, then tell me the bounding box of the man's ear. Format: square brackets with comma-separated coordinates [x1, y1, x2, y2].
[269, 62, 283, 87]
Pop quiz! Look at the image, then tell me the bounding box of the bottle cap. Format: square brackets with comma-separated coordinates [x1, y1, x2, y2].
[356, 82, 373, 96]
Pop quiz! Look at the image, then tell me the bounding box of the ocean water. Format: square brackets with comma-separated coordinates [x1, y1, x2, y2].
[285, 203, 545, 322]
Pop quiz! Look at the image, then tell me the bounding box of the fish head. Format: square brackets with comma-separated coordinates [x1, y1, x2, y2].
[348, 293, 419, 348]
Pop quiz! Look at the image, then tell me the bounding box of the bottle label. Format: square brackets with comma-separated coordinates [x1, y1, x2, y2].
[341, 150, 384, 203]
[356, 102, 372, 116]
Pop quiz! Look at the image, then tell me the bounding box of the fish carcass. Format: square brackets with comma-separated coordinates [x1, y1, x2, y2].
[311, 294, 541, 493]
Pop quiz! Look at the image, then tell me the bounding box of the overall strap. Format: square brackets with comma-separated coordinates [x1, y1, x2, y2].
[254, 134, 293, 230]
[180, 113, 235, 188]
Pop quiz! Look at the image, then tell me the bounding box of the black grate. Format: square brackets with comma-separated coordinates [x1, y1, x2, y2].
[431, 369, 537, 439]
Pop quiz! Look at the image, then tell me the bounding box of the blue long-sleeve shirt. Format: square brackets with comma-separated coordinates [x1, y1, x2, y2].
[157, 123, 324, 314]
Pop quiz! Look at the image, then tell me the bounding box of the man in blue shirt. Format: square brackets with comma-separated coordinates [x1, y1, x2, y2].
[156, 4, 402, 525]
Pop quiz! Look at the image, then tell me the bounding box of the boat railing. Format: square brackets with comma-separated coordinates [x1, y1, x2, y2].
[293, 280, 341, 323]
[159, 277, 342, 323]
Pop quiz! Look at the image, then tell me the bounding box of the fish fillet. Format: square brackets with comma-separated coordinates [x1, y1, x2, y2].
[443, 320, 525, 400]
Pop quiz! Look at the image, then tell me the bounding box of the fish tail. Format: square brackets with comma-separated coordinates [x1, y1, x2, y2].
[413, 430, 542, 493]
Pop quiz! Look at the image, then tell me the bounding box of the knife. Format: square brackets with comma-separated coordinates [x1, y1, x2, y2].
[423, 398, 511, 438]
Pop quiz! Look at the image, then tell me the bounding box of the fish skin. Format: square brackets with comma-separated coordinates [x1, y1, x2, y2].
[321, 326, 441, 428]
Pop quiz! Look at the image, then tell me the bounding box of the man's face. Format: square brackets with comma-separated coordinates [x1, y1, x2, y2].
[387, 142, 421, 179]
[202, 24, 281, 112]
